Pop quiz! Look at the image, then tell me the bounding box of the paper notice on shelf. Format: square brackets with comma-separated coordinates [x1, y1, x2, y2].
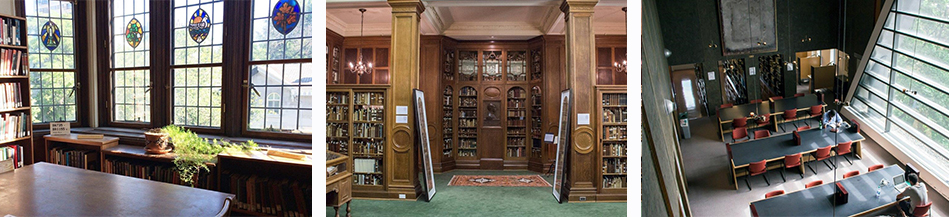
[396, 115, 409, 123]
[544, 133, 555, 143]
[50, 122, 70, 136]
[708, 71, 715, 80]
[396, 106, 409, 115]
[749, 67, 756, 75]
[578, 113, 590, 125]
[786, 62, 795, 71]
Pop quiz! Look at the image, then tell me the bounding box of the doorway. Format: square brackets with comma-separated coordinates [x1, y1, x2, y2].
[671, 64, 706, 119]
[794, 49, 850, 102]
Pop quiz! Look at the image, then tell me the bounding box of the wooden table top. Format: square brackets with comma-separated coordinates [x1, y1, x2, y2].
[0, 162, 234, 216]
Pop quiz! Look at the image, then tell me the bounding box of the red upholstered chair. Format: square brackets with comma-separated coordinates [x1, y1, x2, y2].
[733, 117, 748, 128]
[805, 180, 823, 188]
[797, 126, 811, 131]
[807, 146, 835, 174]
[745, 160, 770, 190]
[732, 127, 749, 142]
[793, 131, 802, 146]
[721, 103, 734, 109]
[808, 105, 823, 126]
[780, 153, 803, 182]
[754, 130, 771, 139]
[755, 113, 771, 128]
[912, 202, 933, 217]
[782, 109, 799, 131]
[868, 164, 885, 172]
[836, 141, 854, 165]
[750, 99, 763, 104]
[794, 93, 806, 97]
[770, 96, 784, 100]
[843, 170, 860, 179]
[764, 190, 785, 198]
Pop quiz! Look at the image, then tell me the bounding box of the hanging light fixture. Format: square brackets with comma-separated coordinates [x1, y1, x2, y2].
[349, 8, 373, 76]
[613, 7, 627, 74]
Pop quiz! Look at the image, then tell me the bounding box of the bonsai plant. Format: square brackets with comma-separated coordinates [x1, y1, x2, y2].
[162, 125, 258, 187]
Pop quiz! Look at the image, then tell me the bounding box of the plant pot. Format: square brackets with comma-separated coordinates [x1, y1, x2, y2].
[144, 132, 173, 154]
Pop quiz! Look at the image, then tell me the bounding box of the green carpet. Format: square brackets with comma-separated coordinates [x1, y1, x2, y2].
[326, 170, 627, 217]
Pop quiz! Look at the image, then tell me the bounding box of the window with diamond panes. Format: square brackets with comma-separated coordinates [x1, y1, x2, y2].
[25, 0, 78, 123]
[171, 0, 223, 128]
[112, 0, 151, 123]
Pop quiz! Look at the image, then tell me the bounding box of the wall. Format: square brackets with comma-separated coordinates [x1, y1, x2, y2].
[0, 1, 13, 16]
[657, 0, 840, 113]
[843, 0, 884, 78]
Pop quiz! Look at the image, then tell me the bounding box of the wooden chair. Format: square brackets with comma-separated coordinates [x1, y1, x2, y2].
[780, 153, 803, 182]
[843, 170, 860, 179]
[835, 141, 854, 165]
[782, 109, 799, 131]
[805, 180, 823, 188]
[912, 202, 933, 217]
[733, 117, 748, 128]
[732, 127, 750, 143]
[746, 160, 770, 190]
[868, 164, 885, 172]
[807, 146, 835, 174]
[720, 103, 734, 109]
[794, 93, 806, 97]
[764, 190, 785, 198]
[754, 130, 771, 139]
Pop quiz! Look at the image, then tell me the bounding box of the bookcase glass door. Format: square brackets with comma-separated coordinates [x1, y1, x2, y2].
[530, 86, 542, 158]
[599, 90, 627, 190]
[442, 86, 453, 158]
[458, 86, 477, 158]
[506, 87, 526, 158]
[352, 90, 384, 186]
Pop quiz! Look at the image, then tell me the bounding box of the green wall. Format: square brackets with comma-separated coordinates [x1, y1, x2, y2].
[844, 0, 885, 78]
[657, 0, 841, 114]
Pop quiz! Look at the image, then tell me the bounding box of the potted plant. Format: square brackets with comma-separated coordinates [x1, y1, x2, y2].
[144, 128, 173, 154]
[162, 125, 258, 187]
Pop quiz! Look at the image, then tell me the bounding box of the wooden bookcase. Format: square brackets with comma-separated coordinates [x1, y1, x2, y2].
[505, 86, 527, 159]
[457, 86, 478, 160]
[0, 14, 31, 170]
[596, 87, 627, 201]
[101, 144, 216, 190]
[218, 150, 312, 216]
[530, 85, 542, 159]
[43, 134, 118, 171]
[442, 86, 453, 158]
[325, 86, 388, 197]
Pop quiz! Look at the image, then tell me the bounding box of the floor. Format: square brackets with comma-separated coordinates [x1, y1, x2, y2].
[682, 117, 949, 216]
[326, 170, 627, 217]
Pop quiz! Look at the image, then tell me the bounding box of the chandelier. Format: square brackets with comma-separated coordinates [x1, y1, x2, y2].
[613, 7, 627, 74]
[349, 8, 373, 76]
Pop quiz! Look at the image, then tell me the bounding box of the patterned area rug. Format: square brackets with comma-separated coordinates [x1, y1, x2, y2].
[448, 175, 552, 187]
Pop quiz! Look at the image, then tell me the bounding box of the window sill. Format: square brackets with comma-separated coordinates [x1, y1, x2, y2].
[33, 127, 311, 150]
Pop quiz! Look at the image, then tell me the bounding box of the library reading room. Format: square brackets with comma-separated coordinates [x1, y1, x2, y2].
[0, 0, 314, 216]
[643, 0, 949, 216]
[324, 0, 627, 216]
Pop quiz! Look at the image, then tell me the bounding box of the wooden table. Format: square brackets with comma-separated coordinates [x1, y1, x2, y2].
[327, 151, 352, 217]
[729, 127, 865, 190]
[0, 162, 233, 216]
[718, 101, 772, 140]
[750, 165, 908, 216]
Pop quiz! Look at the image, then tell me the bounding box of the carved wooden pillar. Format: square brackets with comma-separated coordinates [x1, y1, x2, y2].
[386, 0, 424, 199]
[561, 0, 599, 202]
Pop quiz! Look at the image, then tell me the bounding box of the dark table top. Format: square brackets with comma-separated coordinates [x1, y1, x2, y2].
[751, 165, 905, 217]
[720, 101, 772, 122]
[0, 162, 234, 216]
[773, 94, 824, 112]
[731, 127, 864, 166]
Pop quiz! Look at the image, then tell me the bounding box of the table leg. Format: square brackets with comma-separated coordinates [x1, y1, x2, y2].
[732, 167, 738, 190]
[855, 141, 862, 159]
[346, 201, 351, 217]
[334, 206, 340, 217]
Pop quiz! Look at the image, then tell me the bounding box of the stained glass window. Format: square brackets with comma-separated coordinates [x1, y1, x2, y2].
[112, 0, 151, 123]
[172, 0, 224, 128]
[247, 0, 312, 135]
[26, 0, 77, 123]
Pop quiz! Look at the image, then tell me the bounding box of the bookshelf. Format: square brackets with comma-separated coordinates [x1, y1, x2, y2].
[458, 86, 478, 159]
[506, 87, 527, 159]
[218, 149, 312, 217]
[101, 144, 215, 189]
[0, 14, 30, 171]
[442, 86, 453, 158]
[43, 134, 119, 172]
[758, 54, 785, 98]
[597, 88, 627, 199]
[327, 91, 350, 154]
[325, 87, 387, 193]
[530, 86, 542, 158]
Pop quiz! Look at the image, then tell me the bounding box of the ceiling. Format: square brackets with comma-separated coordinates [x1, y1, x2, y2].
[326, 0, 627, 40]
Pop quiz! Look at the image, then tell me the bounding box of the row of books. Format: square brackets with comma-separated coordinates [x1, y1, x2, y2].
[602, 107, 628, 123]
[220, 171, 312, 217]
[353, 158, 381, 173]
[507, 99, 524, 108]
[508, 119, 526, 126]
[326, 93, 349, 104]
[508, 89, 525, 98]
[103, 158, 212, 189]
[0, 49, 26, 76]
[443, 138, 452, 150]
[602, 93, 628, 105]
[603, 143, 627, 156]
[507, 128, 525, 134]
[327, 140, 348, 154]
[0, 112, 29, 140]
[507, 147, 525, 157]
[352, 140, 383, 155]
[353, 123, 384, 138]
[353, 173, 382, 186]
[459, 119, 476, 127]
[460, 98, 477, 107]
[49, 146, 97, 170]
[0, 83, 22, 109]
[326, 106, 348, 121]
[353, 107, 383, 122]
[0, 145, 22, 169]
[1, 18, 22, 46]
[443, 149, 452, 157]
[507, 110, 525, 117]
[458, 149, 476, 157]
[326, 123, 348, 137]
[602, 126, 627, 140]
[460, 87, 477, 96]
[603, 176, 627, 189]
[353, 92, 384, 105]
[602, 158, 627, 174]
[507, 138, 525, 146]
[459, 139, 477, 149]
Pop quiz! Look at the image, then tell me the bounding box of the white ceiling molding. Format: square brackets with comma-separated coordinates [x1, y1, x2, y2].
[421, 7, 446, 35]
[443, 22, 543, 39]
[423, 0, 560, 7]
[593, 22, 627, 35]
[326, 0, 390, 9]
[547, 13, 565, 35]
[342, 23, 392, 37]
[539, 7, 562, 34]
[327, 13, 348, 36]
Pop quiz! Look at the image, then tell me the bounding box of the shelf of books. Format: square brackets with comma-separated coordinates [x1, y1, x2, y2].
[458, 86, 478, 159]
[597, 88, 627, 199]
[218, 149, 312, 217]
[101, 144, 215, 190]
[506, 86, 527, 159]
[326, 88, 387, 192]
[530, 85, 542, 159]
[0, 13, 30, 173]
[442, 86, 453, 158]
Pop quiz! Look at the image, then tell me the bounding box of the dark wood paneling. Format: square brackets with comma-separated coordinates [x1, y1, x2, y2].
[419, 36, 442, 171]
[327, 29, 344, 84]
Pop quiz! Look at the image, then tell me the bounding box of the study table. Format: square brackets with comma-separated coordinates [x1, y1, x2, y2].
[718, 101, 772, 139]
[0, 162, 234, 216]
[729, 127, 865, 190]
[750, 165, 908, 216]
[717, 94, 826, 140]
[770, 94, 825, 132]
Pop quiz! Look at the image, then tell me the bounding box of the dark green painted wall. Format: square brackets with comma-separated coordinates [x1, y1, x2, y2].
[657, 0, 841, 114]
[844, 0, 885, 77]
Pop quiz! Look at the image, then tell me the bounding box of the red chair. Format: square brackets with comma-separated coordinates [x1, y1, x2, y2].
[868, 164, 885, 172]
[733, 117, 748, 128]
[912, 201, 933, 217]
[750, 99, 763, 104]
[745, 160, 770, 190]
[794, 93, 806, 97]
[797, 126, 811, 131]
[764, 190, 785, 198]
[754, 130, 771, 139]
[843, 170, 860, 179]
[721, 103, 734, 109]
[755, 114, 771, 128]
[805, 180, 823, 188]
[782, 109, 799, 131]
[808, 105, 823, 126]
[836, 141, 854, 165]
[770, 96, 784, 100]
[808, 146, 835, 174]
[780, 153, 803, 182]
[732, 127, 749, 142]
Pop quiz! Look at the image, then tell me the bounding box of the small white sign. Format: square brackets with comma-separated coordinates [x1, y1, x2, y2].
[577, 113, 590, 125]
[50, 122, 70, 136]
[708, 71, 715, 80]
[749, 67, 756, 75]
[396, 106, 409, 115]
[786, 62, 795, 71]
[544, 133, 555, 143]
[396, 115, 409, 123]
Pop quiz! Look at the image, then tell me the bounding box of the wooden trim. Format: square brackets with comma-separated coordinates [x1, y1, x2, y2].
[95, 0, 113, 128]
[643, 106, 676, 216]
[74, 0, 91, 128]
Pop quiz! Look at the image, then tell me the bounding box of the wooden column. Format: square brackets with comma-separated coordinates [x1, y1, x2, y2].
[561, 0, 599, 202]
[386, 0, 424, 199]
